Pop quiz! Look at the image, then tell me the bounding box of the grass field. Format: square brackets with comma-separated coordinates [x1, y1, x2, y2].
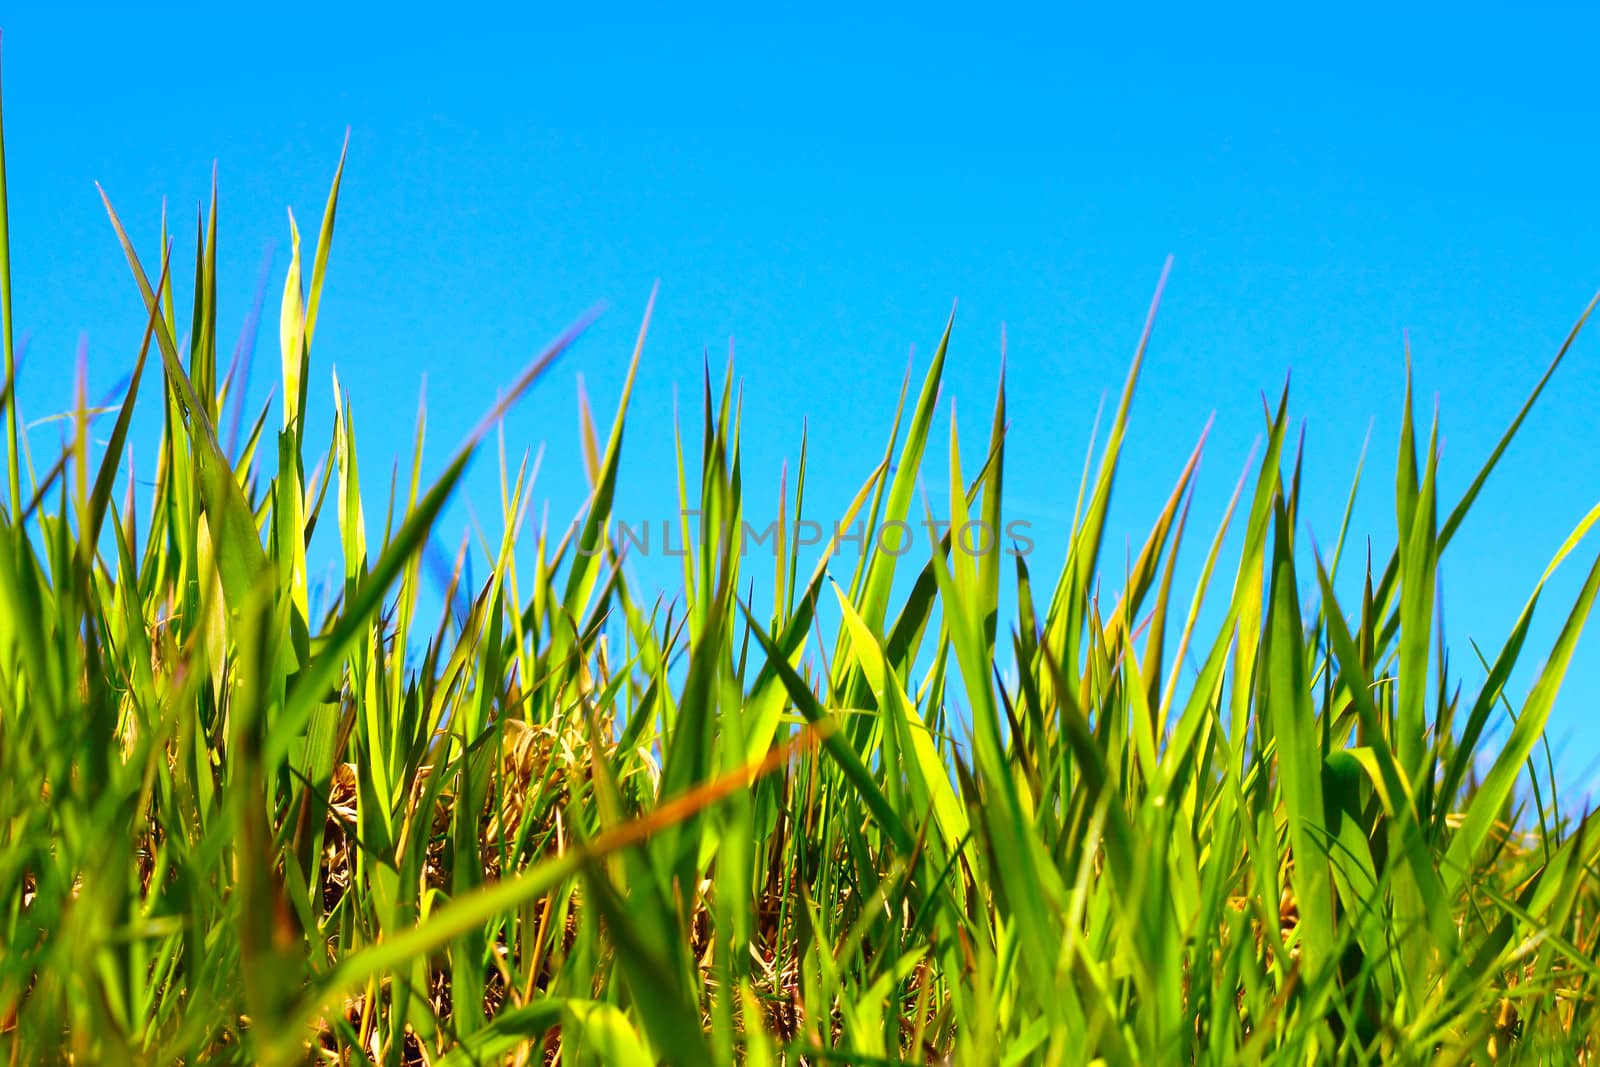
[3, 99, 1600, 1065]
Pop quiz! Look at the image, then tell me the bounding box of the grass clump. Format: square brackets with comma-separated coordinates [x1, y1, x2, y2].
[1, 78, 1599, 1067]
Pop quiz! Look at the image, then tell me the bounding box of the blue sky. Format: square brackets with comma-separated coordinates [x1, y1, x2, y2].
[3, 4, 1598, 789]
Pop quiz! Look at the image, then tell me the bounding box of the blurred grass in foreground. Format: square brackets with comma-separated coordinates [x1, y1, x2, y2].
[1, 62, 1599, 1067]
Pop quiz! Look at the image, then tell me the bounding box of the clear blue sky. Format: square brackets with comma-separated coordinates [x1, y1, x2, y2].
[3, 4, 1598, 791]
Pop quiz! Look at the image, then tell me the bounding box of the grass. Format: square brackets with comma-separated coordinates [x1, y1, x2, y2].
[2, 75, 1600, 1067]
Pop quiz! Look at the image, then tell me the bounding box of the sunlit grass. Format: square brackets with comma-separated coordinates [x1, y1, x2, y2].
[1, 72, 1599, 1066]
